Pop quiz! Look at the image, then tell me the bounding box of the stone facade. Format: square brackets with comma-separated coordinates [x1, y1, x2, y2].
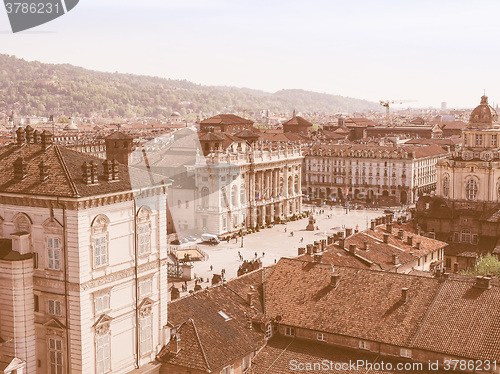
[303, 144, 448, 205]
[194, 142, 303, 235]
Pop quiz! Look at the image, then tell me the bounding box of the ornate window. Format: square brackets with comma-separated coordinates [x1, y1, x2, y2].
[465, 178, 478, 201]
[461, 230, 471, 243]
[475, 134, 483, 146]
[94, 292, 110, 315]
[137, 208, 151, 256]
[47, 237, 61, 270]
[231, 185, 238, 206]
[240, 183, 245, 204]
[49, 337, 64, 374]
[492, 134, 498, 147]
[442, 175, 450, 197]
[48, 299, 62, 316]
[94, 315, 112, 374]
[139, 299, 153, 356]
[91, 215, 109, 269]
[201, 187, 209, 209]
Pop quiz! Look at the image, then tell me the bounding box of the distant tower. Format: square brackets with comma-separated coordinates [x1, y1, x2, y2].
[338, 115, 345, 128]
[441, 102, 447, 111]
[105, 131, 134, 165]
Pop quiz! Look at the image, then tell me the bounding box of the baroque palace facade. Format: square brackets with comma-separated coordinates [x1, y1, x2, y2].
[194, 141, 303, 235]
[0, 128, 170, 374]
[417, 95, 500, 252]
[303, 144, 448, 205]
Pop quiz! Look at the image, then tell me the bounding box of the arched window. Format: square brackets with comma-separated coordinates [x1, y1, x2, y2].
[201, 187, 209, 209]
[294, 175, 299, 194]
[43, 219, 63, 271]
[465, 178, 478, 201]
[240, 183, 245, 204]
[288, 176, 293, 196]
[91, 215, 109, 268]
[231, 185, 238, 207]
[442, 175, 450, 197]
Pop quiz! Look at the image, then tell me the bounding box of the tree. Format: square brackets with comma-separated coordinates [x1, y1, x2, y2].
[461, 253, 500, 277]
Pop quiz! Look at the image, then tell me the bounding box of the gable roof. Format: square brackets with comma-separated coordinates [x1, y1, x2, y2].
[264, 258, 442, 347]
[200, 114, 253, 126]
[282, 116, 313, 127]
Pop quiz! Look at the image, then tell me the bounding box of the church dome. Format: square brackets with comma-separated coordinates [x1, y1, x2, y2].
[469, 95, 498, 127]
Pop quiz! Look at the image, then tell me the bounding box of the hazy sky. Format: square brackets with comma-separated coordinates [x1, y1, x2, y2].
[1, 0, 500, 108]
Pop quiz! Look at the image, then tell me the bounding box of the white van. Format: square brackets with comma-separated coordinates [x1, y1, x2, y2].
[201, 233, 220, 245]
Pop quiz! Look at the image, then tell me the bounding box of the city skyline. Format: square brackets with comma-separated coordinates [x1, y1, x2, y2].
[2, 0, 500, 109]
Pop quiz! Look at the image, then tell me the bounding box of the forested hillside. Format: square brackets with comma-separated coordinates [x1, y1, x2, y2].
[0, 54, 379, 120]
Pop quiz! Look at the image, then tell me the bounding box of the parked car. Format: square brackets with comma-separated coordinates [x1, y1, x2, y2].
[187, 236, 197, 242]
[201, 233, 220, 245]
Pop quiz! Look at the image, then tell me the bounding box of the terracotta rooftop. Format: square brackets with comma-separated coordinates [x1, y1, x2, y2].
[282, 116, 313, 127]
[0, 143, 168, 198]
[200, 114, 253, 125]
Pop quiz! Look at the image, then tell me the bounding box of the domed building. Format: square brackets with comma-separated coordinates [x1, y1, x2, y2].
[416, 95, 500, 272]
[436, 95, 500, 202]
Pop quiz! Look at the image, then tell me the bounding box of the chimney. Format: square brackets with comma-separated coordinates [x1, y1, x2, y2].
[90, 161, 98, 183]
[383, 233, 389, 244]
[370, 220, 376, 231]
[407, 236, 414, 246]
[338, 238, 345, 249]
[474, 276, 492, 289]
[171, 334, 181, 354]
[313, 253, 323, 263]
[38, 161, 49, 181]
[244, 312, 253, 330]
[13, 157, 28, 181]
[363, 241, 369, 250]
[401, 287, 409, 303]
[392, 254, 399, 265]
[41, 131, 53, 150]
[386, 222, 393, 233]
[313, 245, 319, 253]
[349, 244, 356, 255]
[16, 127, 25, 146]
[306, 244, 313, 255]
[415, 242, 421, 250]
[345, 228, 352, 237]
[247, 292, 254, 306]
[327, 235, 334, 245]
[330, 274, 340, 287]
[398, 229, 404, 240]
[298, 247, 306, 255]
[33, 130, 41, 144]
[25, 126, 34, 144]
[321, 239, 326, 250]
[103, 160, 113, 181]
[111, 159, 119, 181]
[11, 232, 31, 255]
[82, 162, 92, 185]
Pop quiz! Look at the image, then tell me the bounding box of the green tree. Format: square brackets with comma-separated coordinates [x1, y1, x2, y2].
[461, 253, 500, 277]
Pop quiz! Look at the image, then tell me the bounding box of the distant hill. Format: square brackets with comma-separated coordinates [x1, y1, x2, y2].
[0, 54, 379, 120]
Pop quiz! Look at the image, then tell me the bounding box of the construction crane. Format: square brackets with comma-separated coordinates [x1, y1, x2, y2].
[379, 100, 415, 125]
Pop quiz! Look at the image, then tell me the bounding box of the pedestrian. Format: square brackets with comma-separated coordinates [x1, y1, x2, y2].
[210, 265, 213, 271]
[241, 237, 244, 248]
[254, 252, 257, 258]
[238, 251, 241, 257]
[285, 227, 287, 233]
[300, 237, 303, 243]
[263, 252, 265, 257]
[291, 231, 294, 237]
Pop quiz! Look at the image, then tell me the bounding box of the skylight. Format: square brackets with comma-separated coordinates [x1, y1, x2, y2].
[218, 311, 231, 321]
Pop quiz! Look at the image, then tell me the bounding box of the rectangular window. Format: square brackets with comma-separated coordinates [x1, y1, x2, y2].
[284, 327, 295, 337]
[220, 365, 234, 374]
[48, 299, 62, 316]
[265, 324, 272, 339]
[95, 294, 110, 314]
[96, 334, 111, 374]
[139, 278, 152, 298]
[47, 237, 61, 270]
[177, 200, 181, 208]
[49, 337, 63, 374]
[34, 295, 39, 312]
[359, 340, 369, 350]
[446, 258, 451, 269]
[475, 134, 483, 146]
[93, 235, 107, 268]
[317, 332, 327, 342]
[400, 348, 412, 358]
[453, 232, 460, 242]
[138, 223, 151, 255]
[140, 315, 152, 355]
[185, 200, 189, 209]
[492, 134, 497, 147]
[472, 234, 478, 244]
